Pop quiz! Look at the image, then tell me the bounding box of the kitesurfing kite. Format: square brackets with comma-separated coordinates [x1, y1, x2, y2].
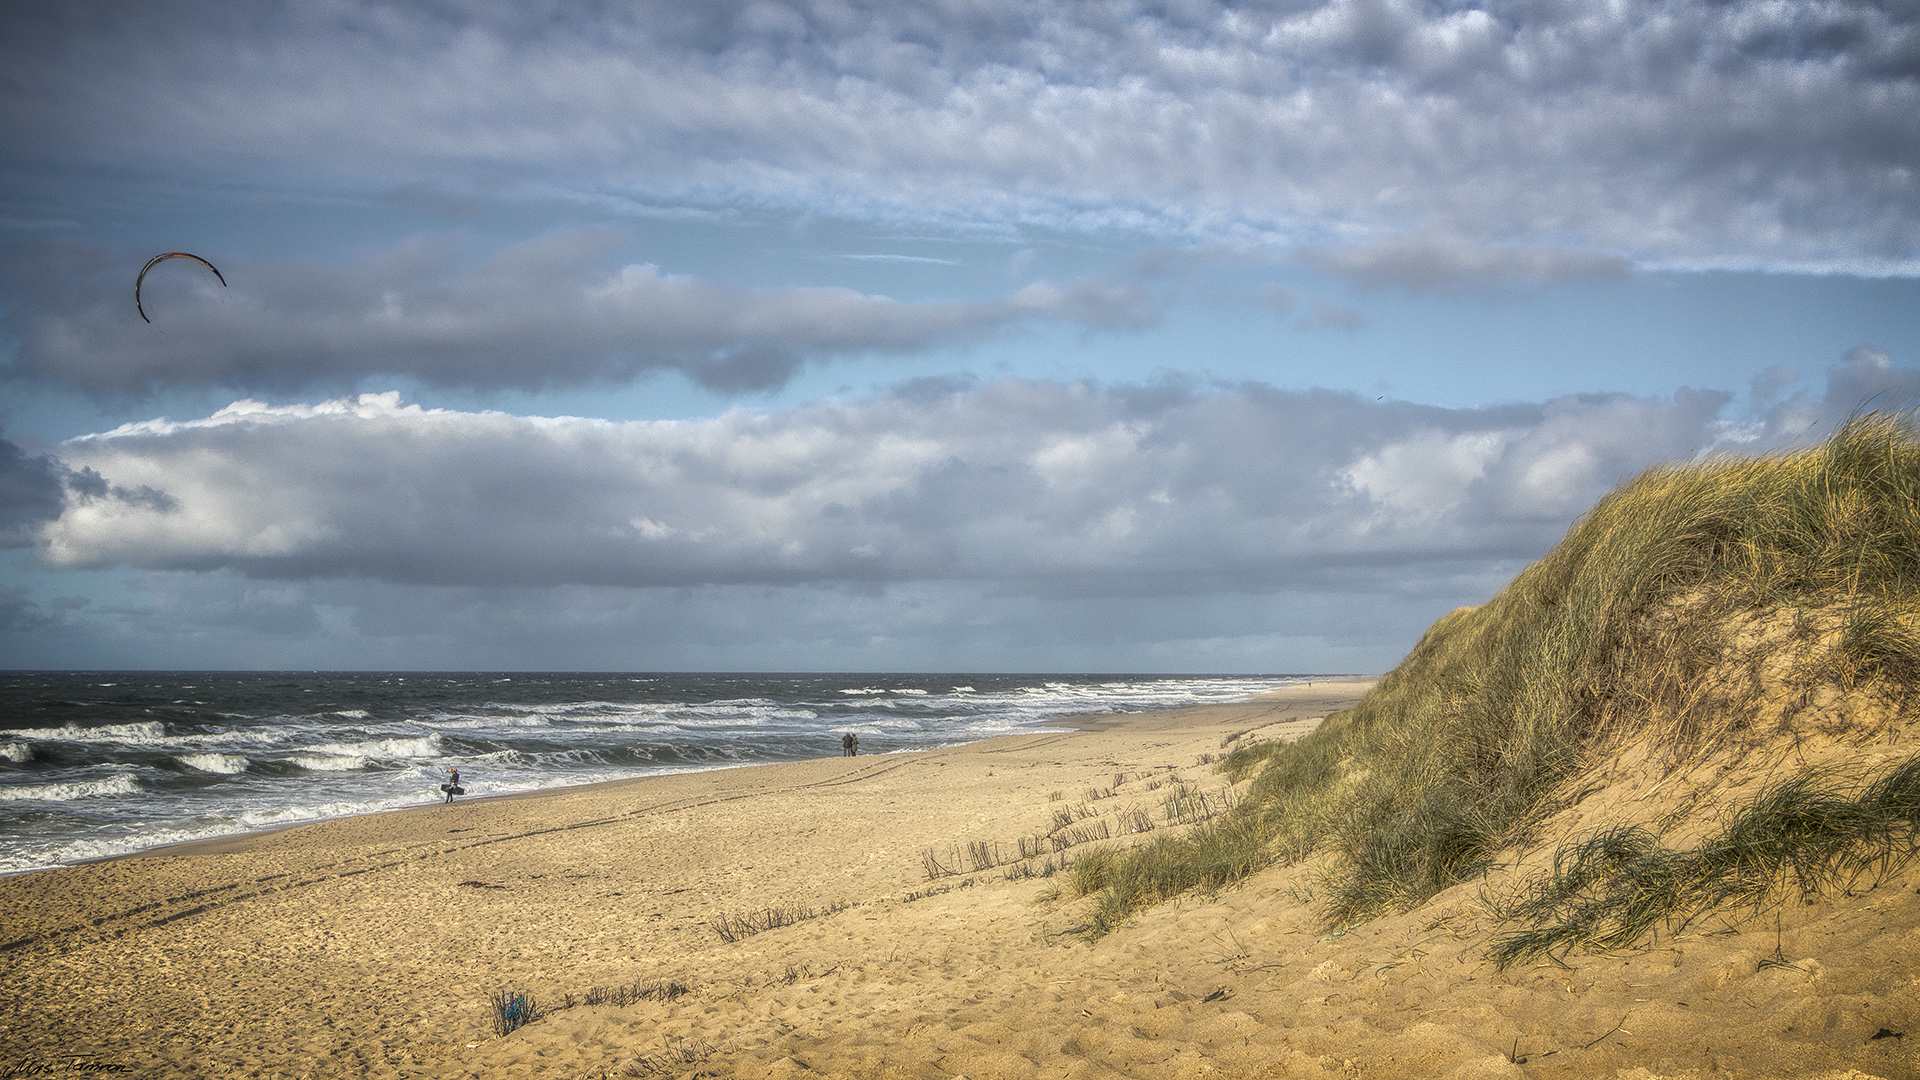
[135, 252, 227, 323]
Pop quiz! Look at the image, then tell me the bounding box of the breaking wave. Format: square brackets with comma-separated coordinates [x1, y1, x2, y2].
[178, 753, 250, 774]
[11, 721, 169, 744]
[0, 774, 142, 801]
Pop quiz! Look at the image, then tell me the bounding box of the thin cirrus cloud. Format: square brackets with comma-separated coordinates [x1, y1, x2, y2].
[3, 1, 1916, 272]
[1296, 238, 1638, 295]
[40, 362, 1908, 594]
[1, 231, 1161, 396]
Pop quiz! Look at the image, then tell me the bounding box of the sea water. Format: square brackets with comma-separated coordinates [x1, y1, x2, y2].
[0, 671, 1327, 875]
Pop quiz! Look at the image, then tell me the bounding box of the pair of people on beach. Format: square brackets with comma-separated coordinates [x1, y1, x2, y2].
[840, 732, 859, 757]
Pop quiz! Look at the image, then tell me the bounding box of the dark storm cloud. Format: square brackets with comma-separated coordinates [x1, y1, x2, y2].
[0, 431, 66, 547]
[1, 233, 1162, 395]
[2, 0, 1916, 271]
[39, 363, 1905, 592]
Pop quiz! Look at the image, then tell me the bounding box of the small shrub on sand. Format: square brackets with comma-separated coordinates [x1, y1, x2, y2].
[488, 988, 538, 1037]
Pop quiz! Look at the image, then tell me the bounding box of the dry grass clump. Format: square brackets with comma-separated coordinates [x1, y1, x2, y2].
[1001, 853, 1074, 882]
[1071, 413, 1920, 938]
[709, 900, 852, 943]
[1162, 783, 1233, 826]
[968, 840, 1010, 872]
[1488, 756, 1920, 967]
[615, 1035, 717, 1076]
[903, 878, 974, 902]
[577, 979, 689, 1008]
[488, 988, 538, 1037]
[920, 846, 960, 879]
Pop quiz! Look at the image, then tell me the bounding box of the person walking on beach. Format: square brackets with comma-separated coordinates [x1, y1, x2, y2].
[840, 732, 855, 757]
[443, 766, 461, 803]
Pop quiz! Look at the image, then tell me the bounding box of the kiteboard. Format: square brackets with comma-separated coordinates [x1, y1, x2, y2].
[440, 784, 466, 795]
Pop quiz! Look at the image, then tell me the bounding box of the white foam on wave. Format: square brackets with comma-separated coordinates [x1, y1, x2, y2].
[178, 753, 250, 774]
[954, 676, 1304, 719]
[0, 774, 142, 801]
[154, 728, 288, 750]
[1, 742, 32, 763]
[288, 753, 369, 772]
[667, 701, 814, 726]
[305, 734, 441, 760]
[493, 700, 664, 720]
[11, 720, 168, 744]
[841, 717, 925, 732]
[424, 713, 553, 731]
[333, 709, 369, 719]
[526, 748, 609, 767]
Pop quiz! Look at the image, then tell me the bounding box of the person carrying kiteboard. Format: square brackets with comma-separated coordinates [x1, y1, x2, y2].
[442, 766, 464, 803]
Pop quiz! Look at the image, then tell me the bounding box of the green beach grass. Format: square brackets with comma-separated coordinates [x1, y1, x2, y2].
[1068, 413, 1920, 948]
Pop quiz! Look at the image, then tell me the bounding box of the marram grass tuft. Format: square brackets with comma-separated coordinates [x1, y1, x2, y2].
[1069, 413, 1920, 939]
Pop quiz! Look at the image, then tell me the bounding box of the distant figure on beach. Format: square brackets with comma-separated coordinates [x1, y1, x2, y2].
[841, 732, 856, 757]
[443, 766, 462, 803]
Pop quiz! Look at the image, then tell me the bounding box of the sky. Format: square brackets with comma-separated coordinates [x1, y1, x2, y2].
[2, 0, 1918, 673]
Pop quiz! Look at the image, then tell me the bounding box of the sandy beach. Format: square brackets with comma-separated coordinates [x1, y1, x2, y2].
[3, 678, 1916, 1080]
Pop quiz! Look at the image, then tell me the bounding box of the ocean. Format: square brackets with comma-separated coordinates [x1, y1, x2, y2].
[0, 671, 1322, 876]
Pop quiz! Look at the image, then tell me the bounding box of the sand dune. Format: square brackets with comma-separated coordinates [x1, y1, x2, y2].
[2, 678, 1916, 1080]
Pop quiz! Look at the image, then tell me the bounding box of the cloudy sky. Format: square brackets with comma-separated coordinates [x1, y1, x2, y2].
[2, 0, 1917, 672]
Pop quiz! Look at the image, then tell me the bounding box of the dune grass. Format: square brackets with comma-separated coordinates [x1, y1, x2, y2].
[1066, 813, 1274, 936]
[488, 988, 539, 1037]
[1488, 756, 1920, 967]
[709, 900, 852, 943]
[1068, 413, 1920, 939]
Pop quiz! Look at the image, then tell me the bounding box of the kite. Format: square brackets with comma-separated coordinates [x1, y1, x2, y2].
[135, 252, 227, 323]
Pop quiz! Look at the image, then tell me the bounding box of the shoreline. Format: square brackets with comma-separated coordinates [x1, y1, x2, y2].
[65, 678, 1371, 871]
[0, 682, 1368, 1079]
[12, 672, 1908, 1080]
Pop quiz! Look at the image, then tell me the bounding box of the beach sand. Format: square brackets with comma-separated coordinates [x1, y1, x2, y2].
[3, 678, 1917, 1080]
